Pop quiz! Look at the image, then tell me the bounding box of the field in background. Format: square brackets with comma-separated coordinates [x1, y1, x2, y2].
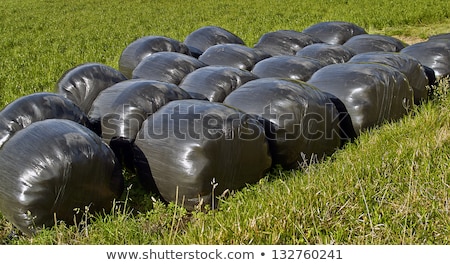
[0, 0, 449, 244]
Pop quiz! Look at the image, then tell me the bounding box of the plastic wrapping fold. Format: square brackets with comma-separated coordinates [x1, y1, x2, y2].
[56, 63, 127, 114]
[0, 119, 124, 236]
[253, 30, 323, 56]
[307, 63, 414, 137]
[251, 55, 325, 81]
[133, 99, 272, 210]
[118, 36, 191, 79]
[295, 43, 356, 65]
[223, 78, 341, 169]
[88, 79, 191, 168]
[343, 34, 407, 54]
[302, 21, 367, 45]
[400, 38, 450, 79]
[0, 92, 90, 148]
[183, 26, 246, 58]
[131, 52, 207, 84]
[348, 52, 430, 104]
[179, 66, 259, 102]
[198, 44, 270, 71]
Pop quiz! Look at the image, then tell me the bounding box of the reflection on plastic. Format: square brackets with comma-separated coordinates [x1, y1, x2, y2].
[0, 119, 124, 236]
[179, 66, 259, 102]
[132, 52, 207, 84]
[134, 99, 272, 210]
[251, 55, 325, 81]
[295, 43, 356, 65]
[307, 63, 413, 137]
[254, 30, 322, 56]
[118, 36, 191, 79]
[348, 51, 430, 104]
[56, 63, 127, 114]
[343, 34, 407, 54]
[223, 78, 342, 169]
[302, 21, 367, 45]
[0, 92, 90, 148]
[183, 26, 246, 57]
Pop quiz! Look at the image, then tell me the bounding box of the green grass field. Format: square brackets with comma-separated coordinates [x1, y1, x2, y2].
[0, 0, 449, 244]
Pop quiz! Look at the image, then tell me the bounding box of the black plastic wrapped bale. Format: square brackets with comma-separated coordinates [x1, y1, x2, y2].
[400, 39, 450, 79]
[302, 21, 368, 45]
[132, 52, 207, 84]
[198, 44, 270, 71]
[307, 63, 413, 138]
[428, 33, 450, 41]
[118, 36, 191, 79]
[183, 26, 246, 58]
[56, 63, 127, 114]
[251, 55, 325, 81]
[348, 51, 430, 104]
[178, 66, 259, 102]
[223, 78, 341, 169]
[88, 79, 191, 168]
[0, 119, 124, 236]
[133, 99, 272, 210]
[343, 34, 407, 54]
[253, 30, 323, 56]
[0, 92, 90, 148]
[295, 43, 356, 65]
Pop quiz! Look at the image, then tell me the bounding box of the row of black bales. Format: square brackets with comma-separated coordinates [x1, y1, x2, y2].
[0, 21, 449, 236]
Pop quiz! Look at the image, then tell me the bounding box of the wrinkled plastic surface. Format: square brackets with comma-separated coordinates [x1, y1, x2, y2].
[223, 78, 341, 168]
[343, 34, 407, 54]
[295, 43, 356, 65]
[302, 21, 367, 45]
[132, 52, 207, 84]
[88, 79, 191, 168]
[179, 66, 259, 102]
[0, 92, 90, 148]
[89, 79, 191, 142]
[0, 119, 124, 236]
[251, 55, 325, 81]
[198, 44, 270, 70]
[56, 63, 127, 114]
[133, 99, 272, 209]
[307, 63, 413, 137]
[253, 30, 323, 56]
[183, 26, 246, 57]
[118, 36, 191, 79]
[400, 39, 450, 79]
[348, 52, 430, 104]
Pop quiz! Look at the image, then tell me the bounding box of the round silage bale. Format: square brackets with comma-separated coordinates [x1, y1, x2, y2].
[223, 78, 342, 169]
[133, 99, 272, 210]
[0, 119, 124, 236]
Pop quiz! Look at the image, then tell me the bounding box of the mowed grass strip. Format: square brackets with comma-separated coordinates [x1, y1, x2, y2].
[1, 0, 449, 244]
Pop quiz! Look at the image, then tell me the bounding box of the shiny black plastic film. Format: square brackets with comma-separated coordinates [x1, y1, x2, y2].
[295, 43, 356, 65]
[0, 92, 90, 148]
[307, 63, 413, 137]
[198, 44, 270, 71]
[251, 55, 325, 81]
[179, 66, 259, 102]
[118, 36, 191, 79]
[56, 63, 127, 114]
[133, 99, 272, 210]
[302, 21, 368, 45]
[400, 37, 450, 79]
[253, 30, 323, 56]
[343, 34, 407, 54]
[131, 52, 207, 84]
[348, 52, 430, 104]
[223, 78, 341, 169]
[0, 119, 124, 236]
[88, 79, 191, 168]
[183, 26, 246, 57]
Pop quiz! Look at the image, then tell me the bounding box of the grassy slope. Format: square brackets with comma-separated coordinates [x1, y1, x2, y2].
[0, 0, 449, 244]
